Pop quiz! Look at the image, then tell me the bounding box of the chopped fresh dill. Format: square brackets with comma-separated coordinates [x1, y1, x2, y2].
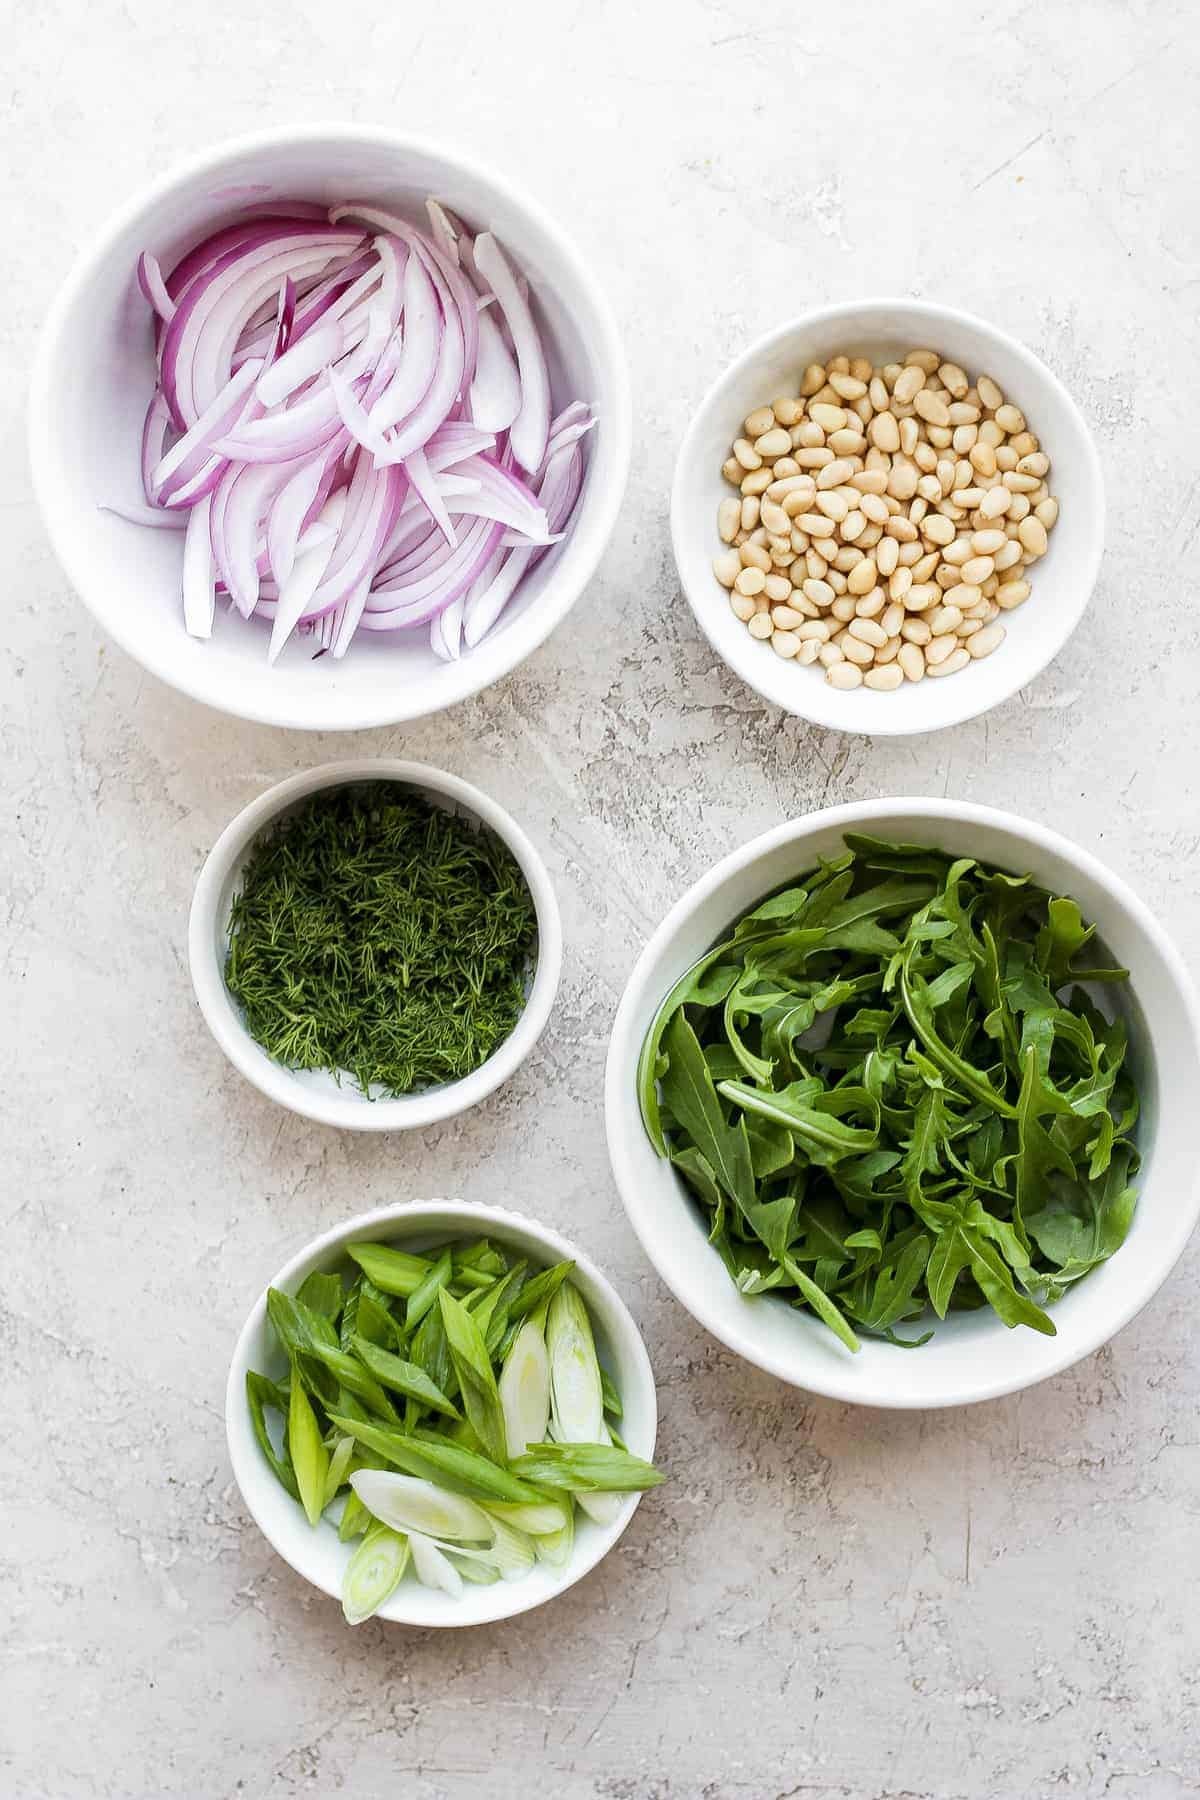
[225, 784, 538, 1097]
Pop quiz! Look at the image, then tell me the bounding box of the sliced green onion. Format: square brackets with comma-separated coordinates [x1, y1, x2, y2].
[338, 1488, 371, 1542]
[498, 1318, 551, 1457]
[484, 1499, 570, 1537]
[408, 1529, 464, 1597]
[288, 1364, 329, 1527]
[342, 1524, 410, 1625]
[534, 1503, 575, 1568]
[546, 1283, 604, 1444]
[485, 1515, 536, 1581]
[351, 1469, 493, 1542]
[322, 1435, 355, 1509]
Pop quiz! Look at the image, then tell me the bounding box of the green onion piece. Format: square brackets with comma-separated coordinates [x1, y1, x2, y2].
[437, 1289, 507, 1464]
[534, 1503, 575, 1568]
[329, 1413, 547, 1504]
[510, 1443, 666, 1493]
[351, 1338, 461, 1418]
[338, 1488, 372, 1542]
[350, 1468, 494, 1542]
[288, 1365, 330, 1526]
[484, 1498, 570, 1537]
[575, 1423, 623, 1526]
[599, 1367, 623, 1421]
[342, 1524, 410, 1625]
[245, 1371, 299, 1502]
[448, 1552, 501, 1585]
[507, 1259, 575, 1326]
[498, 1318, 551, 1457]
[546, 1282, 604, 1444]
[407, 1248, 453, 1330]
[295, 1270, 344, 1323]
[322, 1435, 356, 1510]
[346, 1242, 432, 1299]
[485, 1515, 536, 1581]
[408, 1529, 463, 1597]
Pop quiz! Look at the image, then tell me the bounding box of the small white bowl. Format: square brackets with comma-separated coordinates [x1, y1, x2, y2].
[189, 760, 561, 1129]
[606, 797, 1200, 1408]
[226, 1199, 658, 1628]
[671, 299, 1104, 736]
[29, 123, 631, 731]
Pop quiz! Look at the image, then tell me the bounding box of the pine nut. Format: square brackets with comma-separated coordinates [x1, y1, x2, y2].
[1036, 497, 1059, 530]
[967, 623, 1006, 658]
[928, 605, 963, 637]
[735, 566, 767, 597]
[1004, 470, 1040, 493]
[740, 541, 771, 571]
[880, 602, 905, 637]
[899, 417, 920, 457]
[818, 641, 844, 667]
[995, 579, 1031, 609]
[798, 638, 822, 665]
[892, 367, 925, 406]
[764, 575, 794, 604]
[924, 634, 958, 667]
[905, 349, 940, 373]
[797, 620, 832, 641]
[905, 583, 940, 612]
[718, 499, 740, 543]
[772, 630, 800, 658]
[864, 663, 904, 691]
[803, 578, 835, 607]
[927, 646, 970, 678]
[978, 485, 1011, 519]
[994, 404, 1025, 435]
[809, 403, 848, 432]
[977, 375, 1003, 410]
[829, 428, 867, 456]
[831, 596, 857, 622]
[924, 514, 956, 547]
[734, 438, 763, 471]
[722, 457, 743, 485]
[746, 610, 773, 639]
[969, 442, 997, 477]
[901, 618, 931, 644]
[1017, 516, 1048, 557]
[876, 537, 900, 577]
[842, 635, 874, 665]
[730, 593, 756, 622]
[827, 661, 863, 689]
[745, 406, 776, 438]
[713, 551, 740, 588]
[754, 427, 793, 458]
[829, 373, 867, 400]
[869, 411, 901, 453]
[848, 617, 888, 648]
[800, 364, 826, 397]
[741, 495, 761, 531]
[774, 398, 803, 427]
[994, 539, 1024, 572]
[914, 390, 951, 428]
[898, 642, 926, 681]
[845, 558, 876, 597]
[961, 555, 995, 585]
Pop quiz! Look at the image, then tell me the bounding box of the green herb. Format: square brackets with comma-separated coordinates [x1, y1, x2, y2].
[225, 784, 538, 1098]
[246, 1235, 665, 1616]
[638, 835, 1140, 1349]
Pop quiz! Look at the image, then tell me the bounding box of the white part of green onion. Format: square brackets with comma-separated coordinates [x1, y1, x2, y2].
[448, 1552, 501, 1586]
[574, 1421, 623, 1527]
[484, 1499, 571, 1537]
[408, 1529, 464, 1597]
[533, 1503, 575, 1568]
[546, 1282, 604, 1445]
[485, 1515, 536, 1581]
[498, 1318, 551, 1458]
[342, 1524, 410, 1626]
[350, 1469, 493, 1543]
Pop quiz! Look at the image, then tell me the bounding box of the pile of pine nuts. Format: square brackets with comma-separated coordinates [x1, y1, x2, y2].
[713, 350, 1059, 692]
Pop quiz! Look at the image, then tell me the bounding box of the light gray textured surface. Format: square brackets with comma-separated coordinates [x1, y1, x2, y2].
[5, 3, 1199, 1796]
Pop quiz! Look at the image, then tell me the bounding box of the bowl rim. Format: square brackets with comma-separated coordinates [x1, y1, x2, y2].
[224, 1197, 658, 1627]
[188, 758, 563, 1129]
[28, 120, 632, 731]
[670, 296, 1106, 738]
[605, 794, 1200, 1407]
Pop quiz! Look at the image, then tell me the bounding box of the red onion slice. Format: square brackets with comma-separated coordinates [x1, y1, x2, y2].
[473, 234, 550, 473]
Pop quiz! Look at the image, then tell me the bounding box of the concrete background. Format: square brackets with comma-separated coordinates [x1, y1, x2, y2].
[5, 2, 1199, 1795]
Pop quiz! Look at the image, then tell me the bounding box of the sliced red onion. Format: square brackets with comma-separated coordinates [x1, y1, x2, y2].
[124, 201, 591, 662]
[473, 234, 549, 472]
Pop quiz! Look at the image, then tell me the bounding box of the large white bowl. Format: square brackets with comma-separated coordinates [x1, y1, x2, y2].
[606, 798, 1200, 1408]
[671, 299, 1104, 736]
[189, 760, 561, 1130]
[226, 1200, 658, 1628]
[29, 124, 631, 730]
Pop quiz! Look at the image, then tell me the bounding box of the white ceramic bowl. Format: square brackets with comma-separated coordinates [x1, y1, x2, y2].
[606, 797, 1200, 1408]
[226, 1199, 658, 1628]
[189, 760, 561, 1129]
[671, 299, 1104, 736]
[29, 124, 631, 730]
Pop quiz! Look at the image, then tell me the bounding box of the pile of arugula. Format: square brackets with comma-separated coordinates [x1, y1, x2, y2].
[637, 834, 1140, 1350]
